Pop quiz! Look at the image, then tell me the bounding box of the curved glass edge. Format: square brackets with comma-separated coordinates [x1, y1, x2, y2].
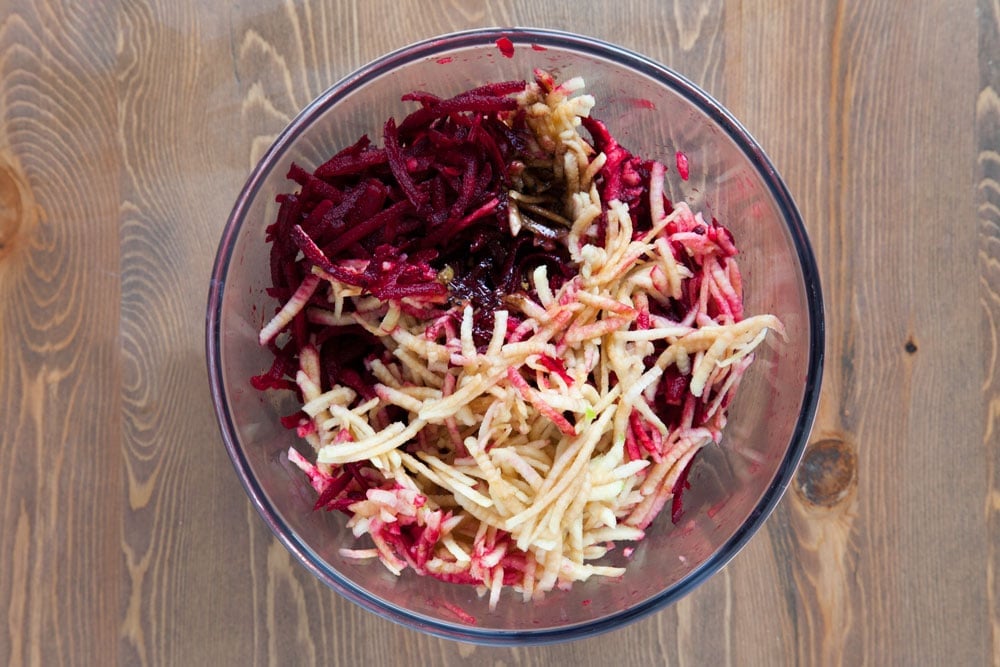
[205, 26, 826, 646]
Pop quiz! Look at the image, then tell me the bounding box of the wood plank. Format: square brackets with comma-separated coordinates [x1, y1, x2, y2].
[978, 0, 1000, 664]
[0, 1, 122, 664]
[730, 0, 986, 664]
[115, 1, 277, 664]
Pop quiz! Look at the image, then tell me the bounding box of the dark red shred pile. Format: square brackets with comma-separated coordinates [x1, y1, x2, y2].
[256, 80, 563, 398]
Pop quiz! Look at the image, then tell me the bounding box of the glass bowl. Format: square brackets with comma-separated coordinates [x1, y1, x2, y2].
[206, 27, 823, 645]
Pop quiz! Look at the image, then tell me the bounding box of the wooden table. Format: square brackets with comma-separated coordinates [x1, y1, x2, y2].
[0, 1, 995, 664]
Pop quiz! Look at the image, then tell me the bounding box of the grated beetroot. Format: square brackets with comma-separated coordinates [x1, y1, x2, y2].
[670, 455, 696, 524]
[495, 36, 515, 58]
[258, 77, 597, 421]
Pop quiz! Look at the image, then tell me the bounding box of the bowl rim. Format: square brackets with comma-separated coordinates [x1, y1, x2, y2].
[206, 26, 824, 646]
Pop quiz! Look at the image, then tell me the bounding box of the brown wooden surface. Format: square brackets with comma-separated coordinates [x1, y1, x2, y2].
[0, 0, 995, 664]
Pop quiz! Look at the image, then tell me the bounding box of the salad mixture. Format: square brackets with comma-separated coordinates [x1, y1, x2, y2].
[253, 70, 781, 609]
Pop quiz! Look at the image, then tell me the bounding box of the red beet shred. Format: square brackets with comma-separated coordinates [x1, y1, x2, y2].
[495, 36, 515, 58]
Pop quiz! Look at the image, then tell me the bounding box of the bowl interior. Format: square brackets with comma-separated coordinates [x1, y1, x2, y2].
[209, 29, 821, 643]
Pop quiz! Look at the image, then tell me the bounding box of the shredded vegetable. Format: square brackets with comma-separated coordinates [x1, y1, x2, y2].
[255, 70, 783, 609]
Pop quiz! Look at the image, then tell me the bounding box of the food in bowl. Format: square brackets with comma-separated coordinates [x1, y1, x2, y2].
[251, 69, 782, 609]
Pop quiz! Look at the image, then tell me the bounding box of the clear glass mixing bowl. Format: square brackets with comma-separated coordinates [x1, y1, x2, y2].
[206, 27, 824, 645]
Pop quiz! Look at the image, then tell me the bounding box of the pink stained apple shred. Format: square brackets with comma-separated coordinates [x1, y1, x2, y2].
[675, 150, 690, 181]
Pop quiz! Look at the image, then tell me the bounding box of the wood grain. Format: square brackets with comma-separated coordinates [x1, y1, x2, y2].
[979, 1, 1000, 664]
[117, 2, 261, 664]
[0, 0, 994, 664]
[0, 1, 122, 665]
[729, 1, 988, 665]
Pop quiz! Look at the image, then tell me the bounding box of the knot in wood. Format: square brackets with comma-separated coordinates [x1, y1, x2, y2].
[795, 438, 856, 507]
[0, 163, 25, 260]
